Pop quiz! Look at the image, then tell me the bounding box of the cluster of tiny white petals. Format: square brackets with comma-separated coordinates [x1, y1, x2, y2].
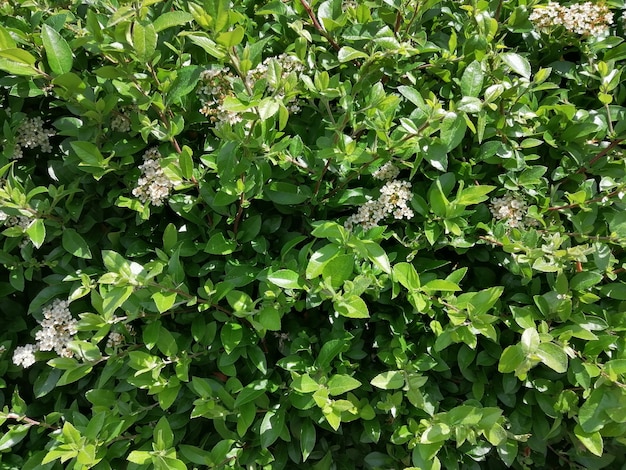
[530, 1, 613, 36]
[106, 331, 124, 348]
[345, 180, 414, 230]
[490, 193, 535, 228]
[0, 212, 33, 230]
[12, 299, 78, 368]
[110, 106, 136, 133]
[12, 344, 37, 368]
[35, 299, 78, 357]
[197, 55, 304, 127]
[198, 68, 243, 126]
[132, 148, 175, 206]
[11, 117, 55, 159]
[372, 162, 400, 181]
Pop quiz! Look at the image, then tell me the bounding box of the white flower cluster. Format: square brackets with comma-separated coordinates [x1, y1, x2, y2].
[12, 344, 37, 368]
[12, 298, 78, 368]
[372, 162, 400, 181]
[345, 180, 414, 230]
[198, 54, 304, 126]
[132, 148, 175, 206]
[11, 117, 55, 159]
[106, 331, 124, 348]
[0, 210, 33, 230]
[490, 193, 538, 228]
[110, 106, 136, 133]
[198, 68, 243, 126]
[530, 1, 613, 36]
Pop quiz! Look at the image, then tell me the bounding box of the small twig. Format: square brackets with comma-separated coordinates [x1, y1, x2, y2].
[299, 0, 341, 51]
[233, 190, 245, 235]
[6, 413, 58, 430]
[547, 188, 623, 211]
[576, 138, 624, 174]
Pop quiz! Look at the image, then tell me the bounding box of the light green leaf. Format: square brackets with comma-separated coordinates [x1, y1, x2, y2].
[461, 60, 484, 97]
[133, 21, 157, 63]
[267, 269, 302, 289]
[338, 46, 368, 62]
[327, 374, 361, 396]
[216, 26, 244, 47]
[536, 342, 567, 373]
[41, 24, 73, 75]
[26, 219, 45, 248]
[574, 424, 603, 456]
[501, 52, 531, 79]
[335, 295, 369, 318]
[498, 344, 525, 374]
[153, 291, 176, 313]
[370, 371, 405, 390]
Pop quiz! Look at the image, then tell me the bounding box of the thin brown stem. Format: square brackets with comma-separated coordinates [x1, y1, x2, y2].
[299, 0, 341, 51]
[576, 138, 624, 174]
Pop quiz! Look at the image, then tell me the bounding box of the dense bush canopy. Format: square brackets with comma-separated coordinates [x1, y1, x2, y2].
[2, 0, 626, 468]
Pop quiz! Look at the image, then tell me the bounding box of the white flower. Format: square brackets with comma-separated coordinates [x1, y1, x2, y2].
[12, 344, 37, 368]
[372, 162, 400, 181]
[35, 298, 78, 357]
[345, 180, 414, 230]
[489, 193, 538, 229]
[12, 117, 56, 159]
[132, 148, 175, 206]
[530, 2, 613, 36]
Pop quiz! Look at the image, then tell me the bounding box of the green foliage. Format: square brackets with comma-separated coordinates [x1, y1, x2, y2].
[1, 0, 626, 468]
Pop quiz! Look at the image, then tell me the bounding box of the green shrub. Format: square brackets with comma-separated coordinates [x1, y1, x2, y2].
[1, 0, 626, 468]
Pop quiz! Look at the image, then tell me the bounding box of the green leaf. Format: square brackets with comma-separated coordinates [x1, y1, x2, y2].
[258, 98, 280, 120]
[167, 66, 202, 106]
[574, 424, 603, 456]
[461, 60, 484, 97]
[498, 344, 525, 374]
[216, 26, 244, 47]
[234, 379, 269, 407]
[0, 48, 40, 75]
[520, 328, 540, 354]
[41, 25, 73, 75]
[300, 420, 316, 461]
[265, 182, 311, 205]
[267, 269, 302, 289]
[501, 52, 531, 79]
[394, 262, 421, 291]
[185, 33, 226, 60]
[154, 416, 174, 450]
[316, 338, 350, 369]
[370, 371, 405, 390]
[338, 46, 368, 62]
[421, 423, 451, 443]
[0, 424, 30, 451]
[153, 291, 176, 313]
[536, 342, 567, 373]
[327, 374, 361, 395]
[26, 219, 45, 248]
[496, 440, 518, 467]
[421, 279, 461, 293]
[133, 21, 157, 63]
[456, 185, 496, 205]
[260, 408, 285, 448]
[440, 112, 466, 151]
[257, 306, 281, 331]
[221, 322, 243, 354]
[205, 233, 237, 255]
[570, 272, 603, 291]
[598, 282, 626, 300]
[62, 228, 92, 259]
[334, 295, 369, 318]
[322, 254, 354, 288]
[153, 11, 194, 32]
